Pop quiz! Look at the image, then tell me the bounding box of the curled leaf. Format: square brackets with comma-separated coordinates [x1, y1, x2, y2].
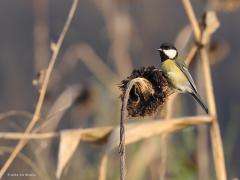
[56, 130, 81, 179]
[56, 127, 112, 179]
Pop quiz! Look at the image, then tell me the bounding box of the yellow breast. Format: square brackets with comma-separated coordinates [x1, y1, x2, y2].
[161, 60, 188, 89]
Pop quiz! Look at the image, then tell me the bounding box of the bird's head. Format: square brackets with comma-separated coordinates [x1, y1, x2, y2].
[157, 43, 178, 61]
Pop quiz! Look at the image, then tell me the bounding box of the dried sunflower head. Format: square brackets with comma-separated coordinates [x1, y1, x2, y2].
[119, 66, 170, 117]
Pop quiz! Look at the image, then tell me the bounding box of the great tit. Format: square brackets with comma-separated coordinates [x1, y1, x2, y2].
[157, 43, 208, 114]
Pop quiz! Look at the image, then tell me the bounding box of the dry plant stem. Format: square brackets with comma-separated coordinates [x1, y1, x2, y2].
[182, 0, 226, 179]
[98, 154, 108, 180]
[0, 132, 58, 140]
[196, 59, 210, 180]
[0, 110, 32, 121]
[200, 50, 217, 115]
[119, 78, 145, 180]
[182, 0, 201, 41]
[209, 118, 226, 180]
[0, 146, 49, 180]
[0, 0, 79, 177]
[0, 116, 210, 141]
[159, 136, 167, 180]
[120, 99, 126, 180]
[200, 49, 226, 180]
[197, 125, 210, 180]
[185, 45, 198, 65]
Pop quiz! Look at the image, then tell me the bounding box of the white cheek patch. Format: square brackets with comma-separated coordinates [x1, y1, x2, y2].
[163, 49, 177, 59]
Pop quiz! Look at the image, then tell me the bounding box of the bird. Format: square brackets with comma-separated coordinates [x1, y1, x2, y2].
[157, 43, 208, 114]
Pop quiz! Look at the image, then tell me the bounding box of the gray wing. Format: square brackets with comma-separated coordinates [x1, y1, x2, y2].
[175, 60, 198, 93]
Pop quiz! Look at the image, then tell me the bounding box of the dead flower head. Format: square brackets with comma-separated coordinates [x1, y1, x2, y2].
[120, 66, 170, 117]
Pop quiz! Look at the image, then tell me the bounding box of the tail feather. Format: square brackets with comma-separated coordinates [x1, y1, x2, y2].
[190, 92, 209, 114]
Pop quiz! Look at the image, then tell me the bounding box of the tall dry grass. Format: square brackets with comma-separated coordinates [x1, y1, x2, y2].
[0, 0, 228, 179]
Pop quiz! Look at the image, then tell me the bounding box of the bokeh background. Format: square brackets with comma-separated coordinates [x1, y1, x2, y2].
[0, 0, 239, 179]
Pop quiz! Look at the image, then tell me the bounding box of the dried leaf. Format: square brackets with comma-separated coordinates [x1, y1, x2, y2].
[56, 127, 112, 179]
[37, 85, 82, 133]
[0, 127, 113, 142]
[31, 85, 83, 178]
[56, 130, 82, 179]
[80, 127, 112, 143]
[202, 11, 220, 45]
[105, 116, 211, 152]
[205, 11, 220, 34]
[0, 117, 211, 146]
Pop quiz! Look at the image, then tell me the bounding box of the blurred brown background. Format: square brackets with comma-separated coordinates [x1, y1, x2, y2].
[0, 0, 239, 179]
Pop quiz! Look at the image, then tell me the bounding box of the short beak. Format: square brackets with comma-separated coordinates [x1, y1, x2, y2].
[156, 48, 162, 51]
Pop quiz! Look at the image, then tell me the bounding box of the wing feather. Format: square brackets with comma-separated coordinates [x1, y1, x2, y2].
[175, 59, 198, 93]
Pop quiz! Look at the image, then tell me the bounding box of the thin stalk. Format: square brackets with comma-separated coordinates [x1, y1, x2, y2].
[0, 0, 79, 177]
[200, 49, 226, 180]
[119, 78, 147, 180]
[181, 0, 227, 179]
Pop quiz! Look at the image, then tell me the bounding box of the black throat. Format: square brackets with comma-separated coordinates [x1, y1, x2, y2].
[159, 51, 169, 62]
